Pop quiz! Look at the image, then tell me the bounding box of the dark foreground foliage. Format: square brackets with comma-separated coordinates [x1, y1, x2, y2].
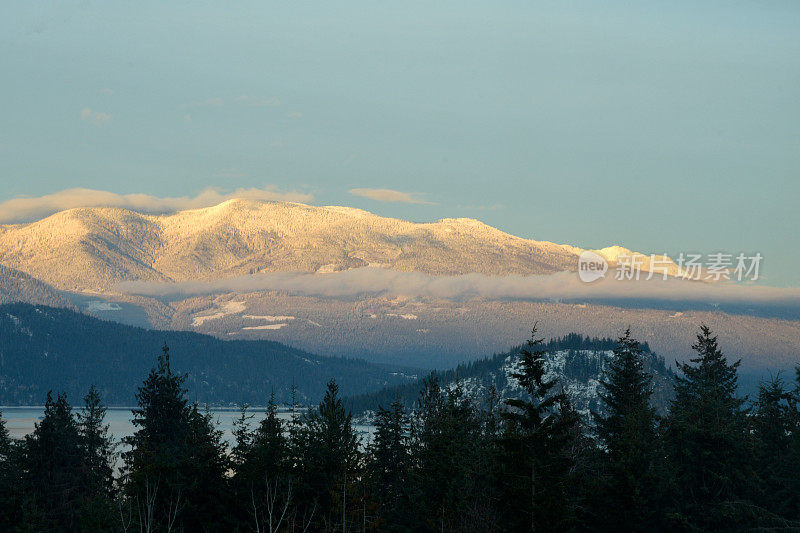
[1, 324, 799, 532]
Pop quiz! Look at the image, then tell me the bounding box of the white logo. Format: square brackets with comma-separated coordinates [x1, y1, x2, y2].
[578, 251, 608, 283]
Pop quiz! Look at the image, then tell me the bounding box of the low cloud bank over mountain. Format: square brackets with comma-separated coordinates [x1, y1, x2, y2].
[0, 187, 313, 223]
[117, 267, 800, 308]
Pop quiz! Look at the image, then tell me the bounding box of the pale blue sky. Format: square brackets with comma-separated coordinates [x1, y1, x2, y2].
[1, 1, 798, 285]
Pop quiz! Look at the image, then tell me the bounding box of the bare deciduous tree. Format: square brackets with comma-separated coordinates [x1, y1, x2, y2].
[250, 476, 293, 533]
[137, 478, 158, 533]
[165, 487, 183, 533]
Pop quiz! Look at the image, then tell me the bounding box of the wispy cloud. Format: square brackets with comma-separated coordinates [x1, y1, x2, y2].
[99, 88, 114, 95]
[349, 188, 434, 205]
[115, 267, 800, 309]
[0, 186, 314, 224]
[80, 108, 111, 126]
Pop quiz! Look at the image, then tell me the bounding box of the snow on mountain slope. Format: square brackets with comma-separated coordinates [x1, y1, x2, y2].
[347, 338, 676, 419]
[0, 207, 167, 291]
[436, 348, 675, 421]
[0, 263, 75, 309]
[480, 348, 674, 417]
[0, 199, 663, 292]
[169, 292, 800, 370]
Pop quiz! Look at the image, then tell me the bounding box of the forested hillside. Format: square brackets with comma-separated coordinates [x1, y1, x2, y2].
[346, 333, 675, 417]
[0, 264, 74, 309]
[0, 303, 416, 405]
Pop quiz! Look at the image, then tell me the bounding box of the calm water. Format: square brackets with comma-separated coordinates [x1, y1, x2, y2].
[1, 406, 375, 447]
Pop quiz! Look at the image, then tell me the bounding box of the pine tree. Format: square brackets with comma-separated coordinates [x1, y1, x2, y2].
[77, 386, 115, 495]
[251, 394, 289, 483]
[498, 325, 574, 532]
[368, 400, 409, 526]
[182, 404, 231, 530]
[295, 379, 360, 529]
[21, 391, 87, 531]
[123, 343, 229, 531]
[593, 328, 664, 530]
[553, 390, 598, 530]
[231, 403, 254, 470]
[286, 382, 303, 458]
[408, 375, 499, 532]
[0, 409, 21, 530]
[664, 324, 753, 529]
[75, 385, 116, 530]
[0, 410, 10, 486]
[0, 410, 9, 466]
[234, 394, 293, 532]
[123, 343, 191, 531]
[751, 376, 800, 523]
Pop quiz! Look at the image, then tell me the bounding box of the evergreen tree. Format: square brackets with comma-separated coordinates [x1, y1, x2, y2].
[75, 385, 116, 530]
[286, 382, 303, 456]
[368, 400, 409, 527]
[0, 409, 22, 530]
[663, 325, 754, 529]
[593, 328, 664, 530]
[295, 379, 360, 530]
[0, 412, 12, 494]
[250, 394, 290, 484]
[234, 394, 293, 532]
[408, 375, 499, 532]
[231, 403, 254, 471]
[20, 391, 87, 531]
[498, 325, 575, 532]
[182, 404, 231, 530]
[123, 343, 229, 531]
[8, 325, 800, 529]
[77, 386, 115, 493]
[123, 344, 191, 531]
[0, 410, 9, 468]
[751, 375, 800, 523]
[553, 390, 600, 531]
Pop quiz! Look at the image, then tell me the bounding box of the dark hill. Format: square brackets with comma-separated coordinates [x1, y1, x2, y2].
[345, 333, 675, 417]
[0, 303, 417, 406]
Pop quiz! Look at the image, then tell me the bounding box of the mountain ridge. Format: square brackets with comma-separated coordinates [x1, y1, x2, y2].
[0, 198, 674, 293]
[0, 263, 75, 309]
[0, 302, 417, 406]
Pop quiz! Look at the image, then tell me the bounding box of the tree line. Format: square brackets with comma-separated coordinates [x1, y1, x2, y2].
[0, 325, 799, 531]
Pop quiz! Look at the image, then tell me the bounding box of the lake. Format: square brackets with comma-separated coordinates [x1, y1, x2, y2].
[1, 406, 376, 447]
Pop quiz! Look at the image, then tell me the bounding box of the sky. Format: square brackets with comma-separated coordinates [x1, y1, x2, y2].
[1, 1, 798, 286]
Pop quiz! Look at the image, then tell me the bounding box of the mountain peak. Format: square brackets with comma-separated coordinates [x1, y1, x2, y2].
[0, 199, 672, 292]
[436, 217, 488, 227]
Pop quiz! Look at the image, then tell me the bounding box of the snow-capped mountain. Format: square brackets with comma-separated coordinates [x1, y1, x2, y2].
[0, 199, 797, 372]
[0, 198, 672, 293]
